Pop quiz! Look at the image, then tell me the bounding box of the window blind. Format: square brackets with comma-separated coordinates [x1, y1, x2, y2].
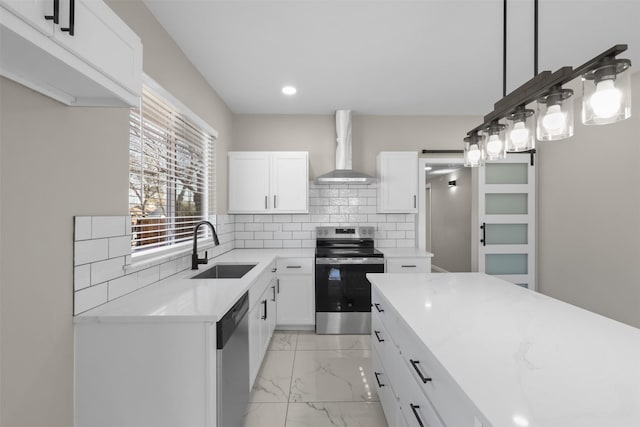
[129, 85, 216, 253]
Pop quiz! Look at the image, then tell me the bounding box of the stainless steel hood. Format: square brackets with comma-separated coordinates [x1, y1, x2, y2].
[315, 110, 376, 185]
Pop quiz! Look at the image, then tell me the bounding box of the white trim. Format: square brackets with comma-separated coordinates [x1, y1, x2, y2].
[142, 74, 219, 139]
[431, 265, 448, 273]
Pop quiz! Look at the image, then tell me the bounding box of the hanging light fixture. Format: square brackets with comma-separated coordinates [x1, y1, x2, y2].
[582, 57, 632, 125]
[506, 106, 535, 151]
[464, 132, 485, 167]
[536, 86, 574, 141]
[483, 121, 507, 161]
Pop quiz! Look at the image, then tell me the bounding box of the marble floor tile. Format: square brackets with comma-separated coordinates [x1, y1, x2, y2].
[243, 402, 288, 427]
[285, 402, 388, 427]
[296, 334, 371, 351]
[250, 350, 295, 402]
[270, 332, 299, 351]
[289, 350, 378, 403]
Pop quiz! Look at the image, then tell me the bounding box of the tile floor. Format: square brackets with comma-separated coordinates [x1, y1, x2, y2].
[244, 331, 389, 427]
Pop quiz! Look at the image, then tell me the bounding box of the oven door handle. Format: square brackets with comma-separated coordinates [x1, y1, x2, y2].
[315, 258, 385, 265]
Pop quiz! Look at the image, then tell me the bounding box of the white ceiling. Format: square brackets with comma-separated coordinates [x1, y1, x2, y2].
[143, 0, 640, 115]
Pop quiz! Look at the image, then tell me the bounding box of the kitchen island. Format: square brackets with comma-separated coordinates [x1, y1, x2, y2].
[367, 272, 640, 427]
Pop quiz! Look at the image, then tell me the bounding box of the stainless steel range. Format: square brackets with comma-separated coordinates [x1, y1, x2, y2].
[315, 226, 384, 334]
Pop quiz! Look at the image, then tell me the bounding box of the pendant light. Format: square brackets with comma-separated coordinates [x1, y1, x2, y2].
[506, 106, 535, 151]
[536, 87, 574, 141]
[483, 121, 507, 161]
[582, 58, 632, 125]
[464, 132, 485, 167]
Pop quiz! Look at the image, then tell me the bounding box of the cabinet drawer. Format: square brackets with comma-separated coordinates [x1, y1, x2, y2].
[396, 353, 445, 427]
[372, 346, 400, 427]
[249, 261, 276, 309]
[396, 318, 476, 426]
[276, 258, 313, 275]
[386, 258, 431, 273]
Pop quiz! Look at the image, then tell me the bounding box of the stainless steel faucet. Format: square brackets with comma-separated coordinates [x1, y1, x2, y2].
[192, 220, 220, 270]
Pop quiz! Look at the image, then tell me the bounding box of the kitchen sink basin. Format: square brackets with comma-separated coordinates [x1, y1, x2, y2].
[190, 263, 257, 279]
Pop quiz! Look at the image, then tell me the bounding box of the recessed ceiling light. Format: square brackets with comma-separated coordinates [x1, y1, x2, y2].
[282, 86, 297, 96]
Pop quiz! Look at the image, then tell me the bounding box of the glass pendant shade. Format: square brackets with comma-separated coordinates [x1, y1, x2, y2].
[582, 59, 631, 125]
[464, 133, 484, 167]
[536, 88, 574, 141]
[483, 122, 507, 161]
[506, 107, 535, 152]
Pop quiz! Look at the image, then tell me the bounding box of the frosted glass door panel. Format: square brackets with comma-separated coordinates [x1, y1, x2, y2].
[485, 224, 528, 245]
[485, 163, 528, 184]
[486, 254, 528, 275]
[485, 194, 528, 215]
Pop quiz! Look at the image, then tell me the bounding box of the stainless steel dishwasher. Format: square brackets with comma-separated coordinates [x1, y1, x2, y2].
[217, 291, 250, 427]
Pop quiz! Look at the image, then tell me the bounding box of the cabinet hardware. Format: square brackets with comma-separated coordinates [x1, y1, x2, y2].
[410, 359, 432, 383]
[374, 330, 384, 342]
[261, 300, 267, 320]
[276, 278, 280, 294]
[44, 0, 59, 24]
[374, 372, 385, 388]
[414, 195, 417, 208]
[265, 195, 268, 209]
[273, 195, 277, 209]
[271, 267, 277, 273]
[410, 404, 425, 427]
[480, 222, 486, 246]
[401, 265, 417, 268]
[373, 303, 384, 313]
[271, 286, 276, 302]
[60, 0, 75, 36]
[286, 265, 302, 269]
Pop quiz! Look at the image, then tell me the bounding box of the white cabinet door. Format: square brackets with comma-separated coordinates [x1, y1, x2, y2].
[248, 293, 267, 389]
[270, 152, 309, 213]
[228, 152, 270, 213]
[276, 275, 314, 326]
[0, 0, 54, 34]
[53, 0, 142, 97]
[267, 279, 278, 339]
[377, 152, 418, 213]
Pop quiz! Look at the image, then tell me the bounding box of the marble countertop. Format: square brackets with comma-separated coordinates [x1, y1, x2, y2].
[75, 249, 314, 323]
[379, 248, 433, 258]
[367, 272, 640, 427]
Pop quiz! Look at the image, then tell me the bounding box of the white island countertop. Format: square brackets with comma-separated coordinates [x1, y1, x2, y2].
[367, 272, 640, 427]
[74, 249, 314, 323]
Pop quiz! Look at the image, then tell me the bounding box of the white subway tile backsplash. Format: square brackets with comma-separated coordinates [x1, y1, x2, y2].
[74, 283, 108, 315]
[108, 274, 138, 300]
[301, 223, 317, 231]
[92, 216, 125, 239]
[236, 215, 254, 223]
[339, 189, 358, 197]
[358, 205, 376, 214]
[387, 230, 406, 239]
[329, 198, 348, 206]
[376, 240, 397, 248]
[109, 236, 131, 258]
[397, 222, 416, 231]
[358, 189, 376, 197]
[159, 260, 178, 279]
[75, 239, 109, 266]
[321, 189, 339, 198]
[236, 231, 254, 240]
[91, 257, 125, 285]
[245, 240, 264, 248]
[379, 222, 397, 231]
[276, 214, 292, 223]
[310, 198, 329, 206]
[387, 214, 406, 222]
[245, 223, 264, 232]
[329, 214, 348, 222]
[255, 231, 273, 240]
[310, 215, 330, 223]
[235, 240, 246, 248]
[263, 223, 282, 232]
[254, 215, 273, 223]
[339, 206, 359, 214]
[348, 214, 368, 222]
[292, 231, 312, 240]
[138, 266, 160, 288]
[235, 223, 245, 232]
[282, 223, 302, 231]
[75, 216, 92, 241]
[124, 217, 132, 236]
[291, 214, 311, 222]
[273, 231, 293, 239]
[282, 240, 302, 248]
[301, 240, 315, 248]
[397, 239, 416, 247]
[264, 240, 283, 248]
[74, 265, 91, 291]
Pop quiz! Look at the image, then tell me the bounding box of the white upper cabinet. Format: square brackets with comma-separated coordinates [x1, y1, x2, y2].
[0, 0, 142, 107]
[228, 151, 309, 214]
[377, 151, 418, 213]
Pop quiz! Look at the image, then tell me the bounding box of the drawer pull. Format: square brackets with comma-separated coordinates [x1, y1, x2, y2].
[410, 359, 432, 384]
[286, 265, 302, 269]
[60, 0, 74, 36]
[261, 300, 267, 320]
[401, 265, 417, 268]
[410, 404, 425, 427]
[374, 371, 385, 388]
[373, 303, 384, 313]
[374, 330, 385, 342]
[44, 0, 59, 24]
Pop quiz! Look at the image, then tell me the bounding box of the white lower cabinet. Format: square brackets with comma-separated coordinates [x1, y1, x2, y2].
[386, 257, 432, 273]
[249, 267, 278, 388]
[276, 257, 314, 328]
[372, 286, 479, 427]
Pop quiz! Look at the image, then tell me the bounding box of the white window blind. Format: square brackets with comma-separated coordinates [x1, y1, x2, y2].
[129, 85, 216, 254]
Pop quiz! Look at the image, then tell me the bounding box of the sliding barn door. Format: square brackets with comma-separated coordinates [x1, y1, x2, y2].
[478, 153, 536, 290]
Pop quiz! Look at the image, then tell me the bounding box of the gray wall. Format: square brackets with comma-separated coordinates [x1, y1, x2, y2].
[0, 1, 232, 426]
[428, 169, 472, 272]
[537, 72, 640, 328]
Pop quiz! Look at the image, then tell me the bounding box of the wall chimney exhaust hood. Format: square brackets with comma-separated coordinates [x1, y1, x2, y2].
[315, 110, 376, 185]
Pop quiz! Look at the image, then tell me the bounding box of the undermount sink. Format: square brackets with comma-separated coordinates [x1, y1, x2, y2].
[190, 263, 257, 279]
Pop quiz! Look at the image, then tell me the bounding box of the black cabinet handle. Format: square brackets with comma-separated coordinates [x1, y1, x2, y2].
[60, 0, 74, 36]
[261, 299, 267, 320]
[410, 404, 425, 427]
[271, 286, 276, 302]
[480, 222, 486, 246]
[414, 195, 417, 208]
[401, 265, 417, 268]
[374, 372, 385, 388]
[271, 267, 277, 273]
[274, 195, 277, 209]
[265, 195, 268, 209]
[373, 303, 384, 313]
[44, 0, 59, 24]
[374, 330, 384, 342]
[286, 265, 302, 269]
[410, 359, 432, 384]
